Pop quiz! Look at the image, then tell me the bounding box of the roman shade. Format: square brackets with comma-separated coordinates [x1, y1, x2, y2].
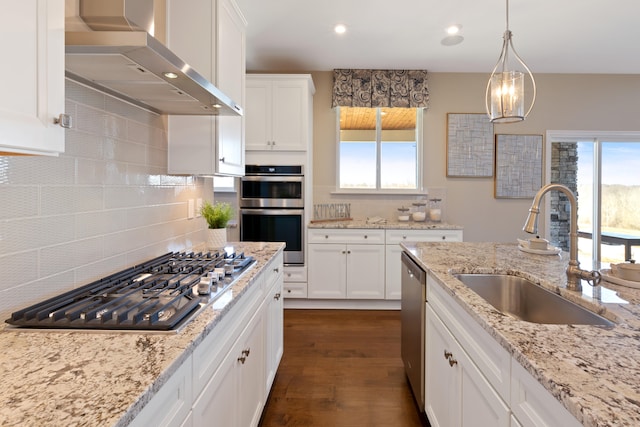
[332, 69, 429, 108]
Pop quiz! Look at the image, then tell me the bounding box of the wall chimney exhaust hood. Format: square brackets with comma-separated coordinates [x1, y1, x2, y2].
[65, 0, 242, 116]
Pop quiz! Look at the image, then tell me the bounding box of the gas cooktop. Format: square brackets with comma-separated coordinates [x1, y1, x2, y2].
[5, 250, 255, 332]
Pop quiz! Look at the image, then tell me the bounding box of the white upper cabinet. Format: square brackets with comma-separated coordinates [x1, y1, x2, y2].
[167, 0, 246, 176]
[0, 0, 65, 156]
[245, 75, 315, 152]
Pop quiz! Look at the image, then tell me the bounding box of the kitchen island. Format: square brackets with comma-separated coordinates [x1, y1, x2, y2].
[404, 241, 640, 427]
[0, 242, 285, 427]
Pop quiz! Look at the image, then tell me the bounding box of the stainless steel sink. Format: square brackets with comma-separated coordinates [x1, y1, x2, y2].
[454, 274, 614, 326]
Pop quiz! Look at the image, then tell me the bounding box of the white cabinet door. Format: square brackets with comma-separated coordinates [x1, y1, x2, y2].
[167, 0, 246, 176]
[270, 81, 308, 151]
[238, 309, 266, 427]
[426, 305, 509, 427]
[192, 308, 265, 427]
[192, 341, 238, 427]
[264, 256, 284, 394]
[308, 243, 347, 298]
[425, 304, 460, 427]
[245, 75, 314, 152]
[0, 0, 65, 156]
[245, 79, 271, 151]
[215, 0, 245, 176]
[346, 244, 385, 299]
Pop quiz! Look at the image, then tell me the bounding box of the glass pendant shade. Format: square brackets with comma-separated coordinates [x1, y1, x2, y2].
[489, 70, 525, 122]
[485, 1, 536, 123]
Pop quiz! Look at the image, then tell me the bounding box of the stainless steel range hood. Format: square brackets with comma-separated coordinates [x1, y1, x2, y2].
[65, 0, 242, 116]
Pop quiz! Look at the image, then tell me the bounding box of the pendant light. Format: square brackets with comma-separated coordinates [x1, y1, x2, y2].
[485, 0, 536, 123]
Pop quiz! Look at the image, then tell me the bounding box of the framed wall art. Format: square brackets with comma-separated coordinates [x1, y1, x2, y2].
[494, 134, 543, 199]
[446, 113, 494, 177]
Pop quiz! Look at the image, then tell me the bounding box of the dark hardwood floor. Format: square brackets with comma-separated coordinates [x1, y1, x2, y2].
[259, 309, 429, 427]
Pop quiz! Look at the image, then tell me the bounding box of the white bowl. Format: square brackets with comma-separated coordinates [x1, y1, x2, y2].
[612, 263, 640, 282]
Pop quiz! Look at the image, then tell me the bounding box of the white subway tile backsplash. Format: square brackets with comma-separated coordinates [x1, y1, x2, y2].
[0, 81, 209, 320]
[0, 251, 38, 292]
[0, 186, 38, 219]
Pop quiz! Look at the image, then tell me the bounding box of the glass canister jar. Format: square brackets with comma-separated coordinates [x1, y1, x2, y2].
[412, 202, 427, 222]
[397, 206, 410, 222]
[429, 198, 442, 222]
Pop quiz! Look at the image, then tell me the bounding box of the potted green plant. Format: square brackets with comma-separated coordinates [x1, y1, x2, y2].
[200, 201, 233, 249]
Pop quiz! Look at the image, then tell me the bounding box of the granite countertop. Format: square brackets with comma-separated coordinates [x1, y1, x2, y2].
[0, 242, 285, 427]
[308, 218, 463, 230]
[402, 241, 640, 427]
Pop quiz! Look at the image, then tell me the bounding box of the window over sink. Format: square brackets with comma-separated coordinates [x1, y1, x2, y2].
[336, 107, 423, 193]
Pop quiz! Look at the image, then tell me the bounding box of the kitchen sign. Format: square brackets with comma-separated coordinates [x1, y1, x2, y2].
[312, 203, 352, 222]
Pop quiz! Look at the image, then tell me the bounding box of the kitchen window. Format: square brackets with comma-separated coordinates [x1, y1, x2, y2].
[336, 107, 423, 192]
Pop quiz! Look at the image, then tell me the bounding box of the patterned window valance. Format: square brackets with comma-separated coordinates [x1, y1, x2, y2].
[332, 69, 429, 109]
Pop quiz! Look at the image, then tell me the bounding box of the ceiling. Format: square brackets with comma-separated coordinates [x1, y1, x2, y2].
[236, 0, 640, 74]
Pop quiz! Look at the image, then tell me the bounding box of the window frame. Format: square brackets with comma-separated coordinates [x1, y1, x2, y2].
[547, 130, 640, 269]
[334, 106, 425, 195]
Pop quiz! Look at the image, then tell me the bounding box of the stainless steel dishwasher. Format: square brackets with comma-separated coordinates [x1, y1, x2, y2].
[401, 251, 426, 412]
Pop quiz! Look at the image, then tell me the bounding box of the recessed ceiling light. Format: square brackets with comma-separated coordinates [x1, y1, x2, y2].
[334, 24, 347, 34]
[163, 72, 179, 79]
[446, 24, 462, 35]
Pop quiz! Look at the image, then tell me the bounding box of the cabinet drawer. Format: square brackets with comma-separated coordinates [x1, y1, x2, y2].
[386, 229, 463, 244]
[283, 282, 307, 298]
[308, 229, 385, 244]
[284, 265, 307, 282]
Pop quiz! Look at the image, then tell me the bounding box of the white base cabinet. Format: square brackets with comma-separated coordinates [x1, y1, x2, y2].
[308, 229, 385, 299]
[426, 270, 582, 427]
[192, 306, 265, 427]
[426, 304, 509, 427]
[132, 251, 284, 427]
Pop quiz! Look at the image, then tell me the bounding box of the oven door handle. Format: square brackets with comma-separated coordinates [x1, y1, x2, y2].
[241, 175, 303, 183]
[240, 208, 305, 215]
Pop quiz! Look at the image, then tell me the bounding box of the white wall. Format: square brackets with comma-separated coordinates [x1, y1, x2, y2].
[0, 80, 211, 319]
[308, 71, 640, 243]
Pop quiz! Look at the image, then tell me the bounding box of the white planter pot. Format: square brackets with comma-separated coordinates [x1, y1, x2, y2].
[207, 228, 227, 250]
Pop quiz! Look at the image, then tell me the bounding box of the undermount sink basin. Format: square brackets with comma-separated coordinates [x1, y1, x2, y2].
[454, 274, 614, 326]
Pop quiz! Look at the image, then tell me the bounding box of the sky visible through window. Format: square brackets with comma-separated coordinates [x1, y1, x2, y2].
[340, 141, 417, 188]
[577, 142, 640, 186]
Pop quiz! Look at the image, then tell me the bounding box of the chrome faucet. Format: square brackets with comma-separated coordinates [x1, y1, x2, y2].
[523, 183, 601, 292]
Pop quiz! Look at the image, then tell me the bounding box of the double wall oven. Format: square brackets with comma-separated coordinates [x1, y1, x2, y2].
[240, 165, 304, 265]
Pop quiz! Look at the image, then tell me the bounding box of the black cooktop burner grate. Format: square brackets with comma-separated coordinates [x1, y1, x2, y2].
[6, 251, 254, 331]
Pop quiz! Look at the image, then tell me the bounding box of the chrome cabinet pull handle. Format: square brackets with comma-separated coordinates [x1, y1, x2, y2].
[54, 113, 72, 129]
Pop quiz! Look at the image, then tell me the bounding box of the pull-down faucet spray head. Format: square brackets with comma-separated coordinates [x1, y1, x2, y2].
[523, 206, 540, 234]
